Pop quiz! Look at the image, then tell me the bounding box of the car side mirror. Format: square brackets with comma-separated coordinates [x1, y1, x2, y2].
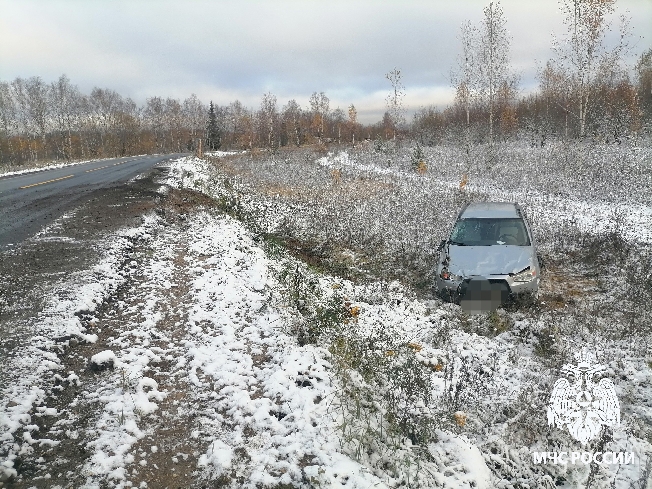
[437, 239, 447, 251]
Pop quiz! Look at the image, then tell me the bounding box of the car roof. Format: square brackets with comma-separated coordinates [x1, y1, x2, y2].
[459, 202, 520, 219]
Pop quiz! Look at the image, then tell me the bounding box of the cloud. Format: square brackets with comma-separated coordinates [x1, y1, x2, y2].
[1, 0, 650, 124]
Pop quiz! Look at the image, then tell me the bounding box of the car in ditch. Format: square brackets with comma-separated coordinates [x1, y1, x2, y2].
[435, 201, 540, 313]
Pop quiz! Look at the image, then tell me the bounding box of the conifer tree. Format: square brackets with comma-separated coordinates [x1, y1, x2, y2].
[205, 101, 221, 150]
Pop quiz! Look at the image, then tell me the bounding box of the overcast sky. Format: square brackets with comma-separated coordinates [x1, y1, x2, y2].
[1, 0, 651, 123]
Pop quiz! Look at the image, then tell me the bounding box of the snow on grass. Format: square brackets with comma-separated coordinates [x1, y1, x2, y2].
[162, 152, 652, 488]
[0, 159, 98, 178]
[0, 155, 152, 179]
[204, 150, 244, 157]
[0, 213, 160, 483]
[2, 149, 650, 487]
[175, 212, 390, 487]
[318, 150, 652, 245]
[52, 204, 389, 488]
[156, 159, 505, 486]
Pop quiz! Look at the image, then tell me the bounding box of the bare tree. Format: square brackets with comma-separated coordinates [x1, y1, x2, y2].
[331, 108, 345, 144]
[347, 104, 358, 145]
[412, 105, 445, 146]
[309, 92, 329, 142]
[10, 77, 50, 160]
[182, 94, 206, 144]
[144, 96, 165, 151]
[25, 77, 50, 146]
[227, 100, 248, 149]
[282, 99, 302, 147]
[385, 68, 406, 140]
[0, 82, 18, 162]
[259, 92, 278, 148]
[114, 97, 141, 156]
[89, 88, 124, 155]
[452, 20, 480, 154]
[477, 1, 513, 143]
[537, 60, 573, 138]
[551, 0, 630, 138]
[224, 100, 255, 149]
[635, 48, 652, 133]
[49, 75, 81, 159]
[164, 98, 184, 152]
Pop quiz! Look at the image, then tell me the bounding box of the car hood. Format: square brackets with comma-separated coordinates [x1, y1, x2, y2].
[446, 245, 533, 277]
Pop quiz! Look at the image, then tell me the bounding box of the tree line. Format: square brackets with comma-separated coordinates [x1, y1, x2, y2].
[1, 0, 651, 167]
[437, 0, 652, 149]
[0, 75, 377, 166]
[0, 76, 207, 166]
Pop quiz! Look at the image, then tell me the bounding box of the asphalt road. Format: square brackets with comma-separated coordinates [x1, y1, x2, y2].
[0, 154, 185, 249]
[1, 153, 185, 416]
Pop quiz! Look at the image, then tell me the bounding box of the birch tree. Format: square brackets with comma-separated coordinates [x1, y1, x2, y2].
[635, 48, 652, 131]
[227, 100, 247, 148]
[144, 96, 165, 151]
[50, 75, 81, 159]
[282, 99, 302, 147]
[164, 98, 184, 152]
[538, 60, 573, 138]
[385, 68, 405, 140]
[0, 82, 18, 162]
[115, 97, 141, 156]
[331, 108, 345, 144]
[452, 20, 480, 153]
[11, 77, 50, 160]
[551, 0, 629, 138]
[477, 1, 512, 143]
[182, 94, 206, 142]
[90, 88, 123, 154]
[309, 92, 329, 141]
[259, 92, 278, 148]
[348, 104, 358, 145]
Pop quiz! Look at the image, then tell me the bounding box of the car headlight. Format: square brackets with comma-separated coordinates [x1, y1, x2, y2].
[440, 268, 463, 281]
[512, 267, 536, 282]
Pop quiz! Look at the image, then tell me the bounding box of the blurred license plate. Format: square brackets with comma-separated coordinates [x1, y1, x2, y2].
[459, 279, 509, 314]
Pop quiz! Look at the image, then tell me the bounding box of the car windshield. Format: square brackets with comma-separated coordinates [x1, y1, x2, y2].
[449, 218, 531, 246]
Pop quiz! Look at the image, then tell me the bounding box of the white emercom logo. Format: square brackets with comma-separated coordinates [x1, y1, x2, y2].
[547, 351, 620, 445]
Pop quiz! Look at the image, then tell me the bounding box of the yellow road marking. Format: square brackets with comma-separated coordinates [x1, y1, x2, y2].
[85, 165, 110, 173]
[20, 174, 75, 189]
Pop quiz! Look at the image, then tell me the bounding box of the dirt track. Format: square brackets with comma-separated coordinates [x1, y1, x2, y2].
[1, 168, 171, 486]
[1, 167, 166, 370]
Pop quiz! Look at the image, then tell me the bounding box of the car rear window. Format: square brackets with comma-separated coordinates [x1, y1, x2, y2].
[449, 218, 531, 246]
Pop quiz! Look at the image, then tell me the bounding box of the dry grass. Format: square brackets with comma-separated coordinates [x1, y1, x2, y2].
[258, 175, 394, 203]
[335, 177, 394, 199]
[262, 183, 303, 198]
[205, 154, 253, 178]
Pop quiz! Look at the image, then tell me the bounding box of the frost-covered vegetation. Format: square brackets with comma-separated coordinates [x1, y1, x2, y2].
[169, 141, 652, 488]
[1, 143, 650, 488]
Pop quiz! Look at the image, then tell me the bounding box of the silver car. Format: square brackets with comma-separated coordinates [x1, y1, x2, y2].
[435, 202, 540, 312]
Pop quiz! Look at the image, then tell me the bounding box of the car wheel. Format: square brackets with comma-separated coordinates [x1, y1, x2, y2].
[438, 288, 453, 303]
[517, 290, 539, 307]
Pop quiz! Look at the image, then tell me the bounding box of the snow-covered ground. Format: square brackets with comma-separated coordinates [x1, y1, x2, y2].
[317, 151, 652, 245]
[1, 147, 651, 488]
